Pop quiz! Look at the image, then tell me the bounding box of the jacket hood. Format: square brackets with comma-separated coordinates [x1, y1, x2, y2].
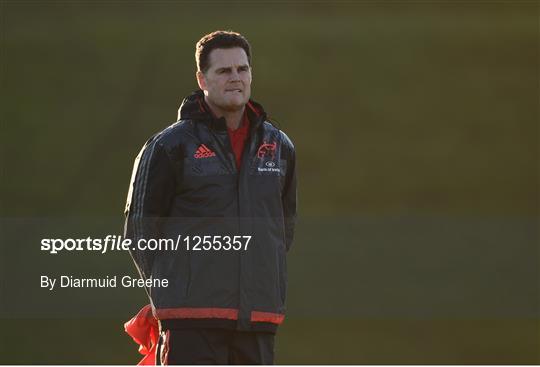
[177, 89, 267, 124]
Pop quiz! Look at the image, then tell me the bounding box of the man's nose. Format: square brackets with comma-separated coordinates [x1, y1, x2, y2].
[229, 69, 240, 81]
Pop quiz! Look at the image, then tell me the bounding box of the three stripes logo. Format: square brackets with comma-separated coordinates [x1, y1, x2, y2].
[194, 144, 216, 159]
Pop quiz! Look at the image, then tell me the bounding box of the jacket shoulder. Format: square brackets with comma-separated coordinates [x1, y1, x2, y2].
[279, 129, 295, 151]
[137, 120, 193, 162]
[151, 120, 193, 147]
[262, 121, 295, 151]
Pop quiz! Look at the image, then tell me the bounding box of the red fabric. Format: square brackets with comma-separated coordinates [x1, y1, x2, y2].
[228, 111, 250, 169]
[155, 307, 239, 320]
[124, 305, 285, 364]
[153, 306, 285, 325]
[124, 304, 159, 365]
[251, 311, 285, 324]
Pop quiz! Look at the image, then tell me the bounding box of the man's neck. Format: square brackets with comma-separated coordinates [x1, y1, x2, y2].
[204, 97, 245, 131]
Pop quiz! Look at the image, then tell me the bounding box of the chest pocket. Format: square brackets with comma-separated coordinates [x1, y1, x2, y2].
[183, 157, 229, 177]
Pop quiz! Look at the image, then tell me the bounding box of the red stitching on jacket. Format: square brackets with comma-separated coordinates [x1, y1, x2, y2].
[247, 101, 260, 116]
[155, 307, 239, 320]
[251, 311, 285, 324]
[154, 307, 285, 325]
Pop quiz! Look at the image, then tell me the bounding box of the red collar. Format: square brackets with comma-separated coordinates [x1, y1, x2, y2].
[228, 110, 250, 134]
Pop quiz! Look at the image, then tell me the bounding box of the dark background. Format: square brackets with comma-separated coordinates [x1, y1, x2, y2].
[1, 1, 538, 364]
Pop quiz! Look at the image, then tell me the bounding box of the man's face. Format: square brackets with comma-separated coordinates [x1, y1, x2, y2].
[197, 47, 252, 112]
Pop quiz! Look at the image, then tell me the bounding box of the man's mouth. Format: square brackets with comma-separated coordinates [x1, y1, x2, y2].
[225, 89, 242, 93]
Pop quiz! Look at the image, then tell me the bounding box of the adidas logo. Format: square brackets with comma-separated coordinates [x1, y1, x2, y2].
[194, 144, 216, 159]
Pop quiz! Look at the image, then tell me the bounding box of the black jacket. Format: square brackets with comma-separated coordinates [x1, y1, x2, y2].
[124, 90, 297, 333]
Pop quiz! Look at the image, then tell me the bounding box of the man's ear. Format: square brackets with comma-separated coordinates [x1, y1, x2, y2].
[196, 71, 206, 90]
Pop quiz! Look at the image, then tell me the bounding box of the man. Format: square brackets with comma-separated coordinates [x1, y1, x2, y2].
[124, 30, 297, 365]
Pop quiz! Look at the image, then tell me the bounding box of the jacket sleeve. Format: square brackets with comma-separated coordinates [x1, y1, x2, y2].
[281, 133, 298, 252]
[124, 138, 176, 282]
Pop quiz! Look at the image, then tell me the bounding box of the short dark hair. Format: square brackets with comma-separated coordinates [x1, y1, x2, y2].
[195, 30, 252, 73]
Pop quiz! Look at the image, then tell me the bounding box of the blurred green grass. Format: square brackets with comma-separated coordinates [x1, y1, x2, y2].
[2, 2, 537, 217]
